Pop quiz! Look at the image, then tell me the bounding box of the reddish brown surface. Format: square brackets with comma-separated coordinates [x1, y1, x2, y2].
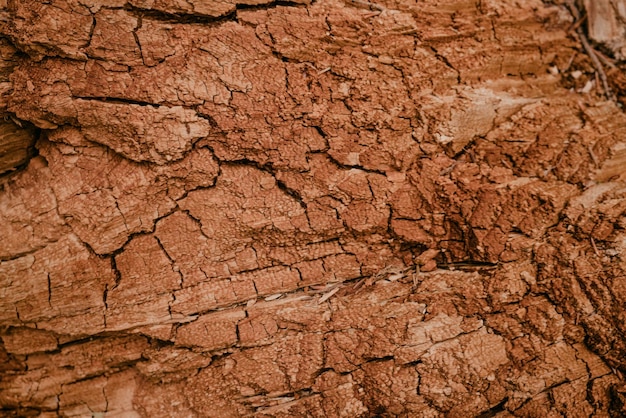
[1, 0, 626, 416]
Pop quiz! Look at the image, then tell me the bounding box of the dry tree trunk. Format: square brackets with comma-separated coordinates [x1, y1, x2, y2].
[1, 0, 626, 416]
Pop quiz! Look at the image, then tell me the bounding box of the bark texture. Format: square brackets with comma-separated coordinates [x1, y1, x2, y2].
[1, 0, 626, 416]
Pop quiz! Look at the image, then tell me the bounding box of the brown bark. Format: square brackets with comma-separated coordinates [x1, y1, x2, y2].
[1, 0, 626, 416]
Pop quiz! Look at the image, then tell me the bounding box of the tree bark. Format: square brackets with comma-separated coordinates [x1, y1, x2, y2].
[1, 0, 626, 416]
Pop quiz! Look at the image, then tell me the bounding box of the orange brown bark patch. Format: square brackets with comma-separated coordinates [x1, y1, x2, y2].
[1, 0, 626, 416]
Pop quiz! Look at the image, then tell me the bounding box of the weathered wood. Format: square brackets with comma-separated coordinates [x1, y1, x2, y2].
[0, 120, 36, 175]
[584, 0, 626, 59]
[1, 0, 626, 416]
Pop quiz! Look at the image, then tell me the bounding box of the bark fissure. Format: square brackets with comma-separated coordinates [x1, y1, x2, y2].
[2, 0, 626, 416]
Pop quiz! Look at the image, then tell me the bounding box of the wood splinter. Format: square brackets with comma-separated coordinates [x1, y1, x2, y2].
[566, 1, 616, 101]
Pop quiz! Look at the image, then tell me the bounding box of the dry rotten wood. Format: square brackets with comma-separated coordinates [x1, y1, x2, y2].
[1, 0, 626, 416]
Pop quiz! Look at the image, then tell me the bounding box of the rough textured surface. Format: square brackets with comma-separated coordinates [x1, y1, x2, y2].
[584, 0, 626, 59]
[0, 37, 37, 176]
[1, 0, 626, 416]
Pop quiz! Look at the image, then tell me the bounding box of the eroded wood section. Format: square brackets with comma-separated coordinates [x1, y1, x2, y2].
[0, 38, 37, 175]
[1, 0, 626, 416]
[584, 0, 626, 59]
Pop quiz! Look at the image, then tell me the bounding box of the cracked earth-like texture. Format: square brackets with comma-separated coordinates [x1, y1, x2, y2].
[2, 0, 626, 416]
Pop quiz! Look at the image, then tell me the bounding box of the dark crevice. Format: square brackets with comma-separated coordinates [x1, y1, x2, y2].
[14, 307, 22, 323]
[154, 235, 184, 288]
[268, 49, 306, 65]
[47, 274, 53, 308]
[235, 0, 310, 12]
[38, 334, 149, 355]
[311, 125, 328, 139]
[110, 257, 122, 289]
[0, 118, 41, 179]
[132, 14, 144, 63]
[609, 383, 626, 415]
[476, 397, 508, 418]
[69, 358, 147, 383]
[179, 209, 210, 241]
[451, 135, 483, 160]
[84, 14, 97, 50]
[148, 337, 177, 349]
[436, 260, 498, 271]
[212, 159, 311, 209]
[125, 6, 238, 25]
[195, 111, 221, 131]
[427, 46, 462, 84]
[103, 283, 109, 311]
[0, 406, 58, 415]
[275, 178, 308, 209]
[73, 95, 162, 108]
[220, 157, 273, 172]
[362, 355, 394, 363]
[75, 201, 180, 258]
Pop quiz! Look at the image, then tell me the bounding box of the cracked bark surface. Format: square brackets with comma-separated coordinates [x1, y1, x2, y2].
[2, 0, 626, 416]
